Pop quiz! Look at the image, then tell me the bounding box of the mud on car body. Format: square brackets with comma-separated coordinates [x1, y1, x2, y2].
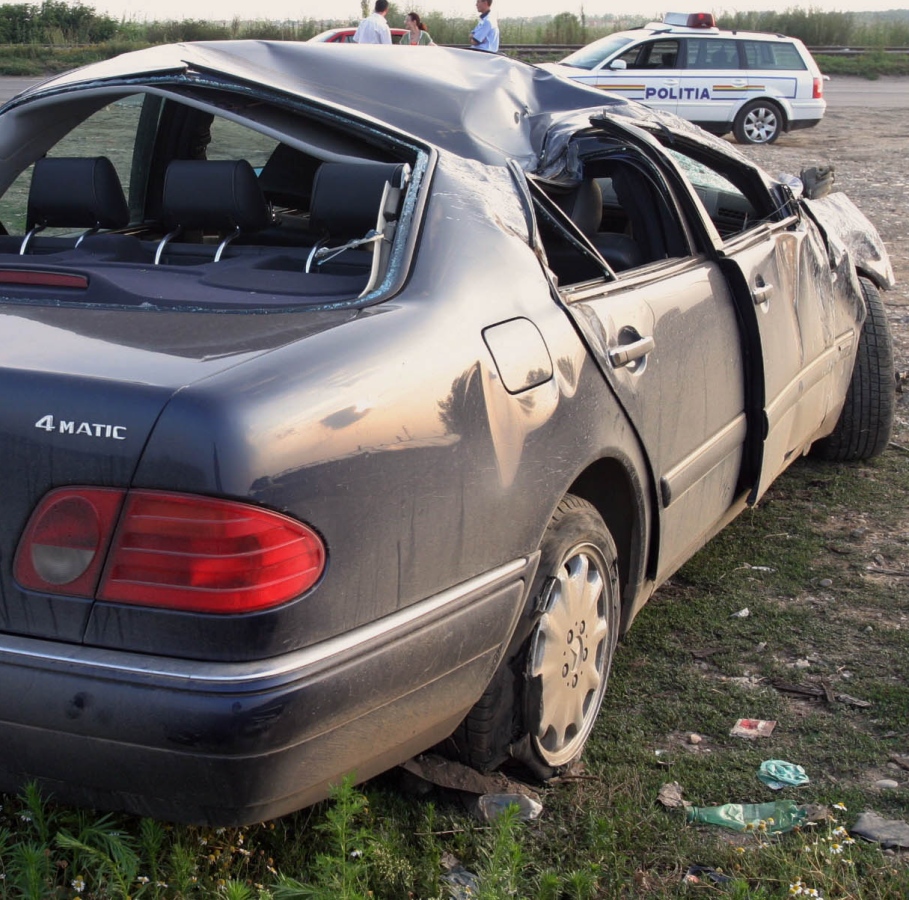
[0, 42, 894, 824]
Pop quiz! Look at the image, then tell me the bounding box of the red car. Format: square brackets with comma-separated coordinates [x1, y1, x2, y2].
[308, 27, 408, 43]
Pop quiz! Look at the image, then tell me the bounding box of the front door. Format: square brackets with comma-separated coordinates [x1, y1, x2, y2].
[597, 38, 683, 116]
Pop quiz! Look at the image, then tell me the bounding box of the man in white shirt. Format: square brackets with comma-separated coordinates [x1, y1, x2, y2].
[470, 0, 499, 53]
[353, 0, 393, 44]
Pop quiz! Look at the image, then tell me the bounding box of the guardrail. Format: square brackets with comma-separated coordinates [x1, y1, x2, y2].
[501, 44, 909, 58]
[805, 46, 909, 55]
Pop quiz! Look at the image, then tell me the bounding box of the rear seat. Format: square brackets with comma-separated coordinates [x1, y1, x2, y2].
[1, 156, 407, 304]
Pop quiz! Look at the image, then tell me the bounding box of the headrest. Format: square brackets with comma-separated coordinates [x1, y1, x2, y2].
[26, 157, 129, 231]
[162, 160, 270, 232]
[552, 180, 603, 238]
[309, 162, 407, 235]
[258, 144, 320, 209]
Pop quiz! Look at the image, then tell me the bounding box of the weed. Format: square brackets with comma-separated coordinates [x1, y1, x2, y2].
[273, 776, 372, 900]
[474, 803, 525, 899]
[56, 815, 140, 899]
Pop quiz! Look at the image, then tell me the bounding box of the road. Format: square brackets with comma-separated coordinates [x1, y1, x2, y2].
[0, 73, 906, 107]
[821, 74, 907, 106]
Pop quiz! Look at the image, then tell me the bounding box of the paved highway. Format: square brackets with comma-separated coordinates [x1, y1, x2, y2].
[0, 72, 905, 107]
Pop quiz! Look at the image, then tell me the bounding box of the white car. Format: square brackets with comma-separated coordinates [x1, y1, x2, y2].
[540, 12, 826, 144]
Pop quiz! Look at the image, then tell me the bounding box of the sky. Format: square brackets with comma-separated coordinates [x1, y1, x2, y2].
[90, 1, 907, 25]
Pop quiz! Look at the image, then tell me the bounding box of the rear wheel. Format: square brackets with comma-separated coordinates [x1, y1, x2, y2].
[733, 99, 783, 144]
[452, 495, 620, 775]
[813, 277, 895, 461]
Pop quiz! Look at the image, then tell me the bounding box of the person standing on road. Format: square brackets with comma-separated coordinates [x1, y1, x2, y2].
[400, 12, 434, 46]
[470, 0, 499, 53]
[353, 0, 392, 44]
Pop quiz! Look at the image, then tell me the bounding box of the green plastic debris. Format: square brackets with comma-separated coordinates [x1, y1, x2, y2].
[758, 759, 809, 790]
[685, 800, 808, 833]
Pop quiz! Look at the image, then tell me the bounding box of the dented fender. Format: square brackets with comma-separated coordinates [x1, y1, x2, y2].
[803, 192, 895, 291]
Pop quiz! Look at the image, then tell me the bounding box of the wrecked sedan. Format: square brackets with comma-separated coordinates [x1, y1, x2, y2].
[0, 43, 895, 825]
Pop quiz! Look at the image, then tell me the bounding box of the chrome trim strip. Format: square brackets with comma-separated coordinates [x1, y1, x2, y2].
[0, 558, 530, 687]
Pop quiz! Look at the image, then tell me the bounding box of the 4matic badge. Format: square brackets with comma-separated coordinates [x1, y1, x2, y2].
[34, 415, 127, 440]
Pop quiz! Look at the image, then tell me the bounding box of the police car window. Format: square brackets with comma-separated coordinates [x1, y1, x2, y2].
[560, 35, 634, 69]
[620, 39, 679, 69]
[743, 41, 807, 70]
[687, 38, 741, 69]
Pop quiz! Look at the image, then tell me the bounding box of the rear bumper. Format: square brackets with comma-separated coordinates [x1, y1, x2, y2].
[0, 556, 535, 825]
[788, 117, 823, 132]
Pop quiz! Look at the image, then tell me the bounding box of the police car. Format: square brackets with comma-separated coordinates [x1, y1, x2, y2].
[540, 13, 826, 144]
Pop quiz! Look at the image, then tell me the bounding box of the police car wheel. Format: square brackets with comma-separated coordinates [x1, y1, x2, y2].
[734, 100, 783, 145]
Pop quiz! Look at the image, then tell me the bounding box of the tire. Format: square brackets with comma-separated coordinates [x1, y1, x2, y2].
[813, 277, 895, 461]
[451, 495, 620, 775]
[733, 99, 783, 145]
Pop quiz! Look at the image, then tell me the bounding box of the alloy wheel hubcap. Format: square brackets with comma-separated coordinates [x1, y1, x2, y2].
[528, 546, 611, 766]
[745, 108, 778, 143]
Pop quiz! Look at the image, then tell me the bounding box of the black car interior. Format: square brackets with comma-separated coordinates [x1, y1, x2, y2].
[537, 154, 692, 286]
[0, 149, 409, 306]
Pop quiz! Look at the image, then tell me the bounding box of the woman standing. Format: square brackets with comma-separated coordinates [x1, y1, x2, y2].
[400, 12, 434, 46]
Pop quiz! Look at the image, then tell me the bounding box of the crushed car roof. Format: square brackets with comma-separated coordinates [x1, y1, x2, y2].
[9, 41, 664, 165]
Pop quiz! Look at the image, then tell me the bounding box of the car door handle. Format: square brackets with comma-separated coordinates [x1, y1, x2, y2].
[752, 282, 774, 305]
[663, 79, 679, 85]
[609, 336, 655, 368]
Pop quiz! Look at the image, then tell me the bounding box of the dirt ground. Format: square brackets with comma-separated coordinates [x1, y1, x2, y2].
[737, 106, 909, 448]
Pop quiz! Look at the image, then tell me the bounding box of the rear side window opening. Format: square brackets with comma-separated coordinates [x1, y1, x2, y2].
[0, 88, 424, 311]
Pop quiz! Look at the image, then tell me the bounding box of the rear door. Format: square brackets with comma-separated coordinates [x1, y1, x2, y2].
[527, 142, 751, 581]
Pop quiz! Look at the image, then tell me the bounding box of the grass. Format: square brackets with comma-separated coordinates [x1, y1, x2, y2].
[0, 446, 907, 897]
[815, 51, 909, 78]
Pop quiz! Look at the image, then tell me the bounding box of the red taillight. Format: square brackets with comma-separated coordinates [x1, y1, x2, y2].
[813, 77, 823, 99]
[14, 488, 126, 597]
[15, 488, 325, 613]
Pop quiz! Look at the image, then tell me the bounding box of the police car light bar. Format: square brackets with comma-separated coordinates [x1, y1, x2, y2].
[663, 12, 717, 28]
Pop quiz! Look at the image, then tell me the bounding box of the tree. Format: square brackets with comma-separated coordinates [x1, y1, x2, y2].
[544, 12, 584, 45]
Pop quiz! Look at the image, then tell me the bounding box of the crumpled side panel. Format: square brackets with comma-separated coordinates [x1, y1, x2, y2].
[804, 192, 895, 290]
